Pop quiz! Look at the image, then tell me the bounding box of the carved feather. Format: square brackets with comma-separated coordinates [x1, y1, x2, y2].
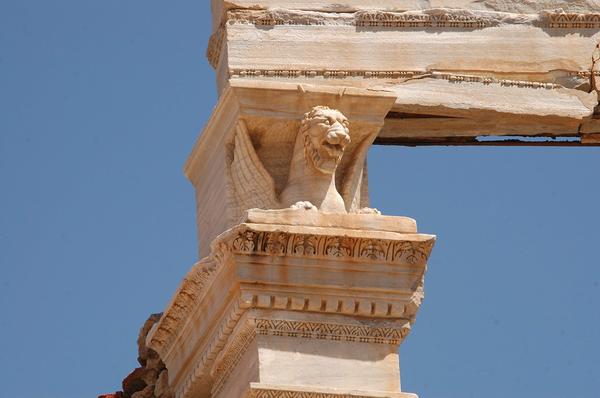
[230, 121, 279, 216]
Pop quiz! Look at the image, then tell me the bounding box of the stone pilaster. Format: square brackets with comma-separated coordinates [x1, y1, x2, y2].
[147, 210, 434, 398]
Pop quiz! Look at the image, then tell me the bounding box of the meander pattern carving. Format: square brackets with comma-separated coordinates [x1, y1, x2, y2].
[248, 389, 377, 398]
[255, 318, 410, 345]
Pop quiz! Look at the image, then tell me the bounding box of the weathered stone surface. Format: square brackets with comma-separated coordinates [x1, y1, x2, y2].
[213, 0, 600, 15]
[154, 370, 170, 397]
[106, 0, 600, 397]
[205, 0, 600, 148]
[185, 81, 396, 257]
[100, 314, 173, 398]
[122, 368, 148, 397]
[137, 313, 162, 366]
[146, 210, 435, 398]
[131, 386, 154, 398]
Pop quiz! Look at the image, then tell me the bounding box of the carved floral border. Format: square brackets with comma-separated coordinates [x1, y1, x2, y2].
[231, 229, 435, 266]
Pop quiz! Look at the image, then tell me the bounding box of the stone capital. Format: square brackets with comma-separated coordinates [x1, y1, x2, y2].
[185, 80, 396, 257]
[147, 209, 435, 398]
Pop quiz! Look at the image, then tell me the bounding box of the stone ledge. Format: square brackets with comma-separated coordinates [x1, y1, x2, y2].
[146, 212, 434, 398]
[244, 383, 419, 398]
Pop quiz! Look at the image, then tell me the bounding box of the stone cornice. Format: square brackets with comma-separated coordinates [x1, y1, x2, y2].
[147, 256, 219, 354]
[177, 298, 250, 398]
[148, 224, 434, 354]
[147, 217, 435, 398]
[207, 9, 600, 69]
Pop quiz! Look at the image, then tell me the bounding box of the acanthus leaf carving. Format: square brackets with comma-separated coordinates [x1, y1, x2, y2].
[231, 229, 435, 265]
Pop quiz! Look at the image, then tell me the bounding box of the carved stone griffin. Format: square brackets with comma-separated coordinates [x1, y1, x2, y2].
[230, 106, 375, 215]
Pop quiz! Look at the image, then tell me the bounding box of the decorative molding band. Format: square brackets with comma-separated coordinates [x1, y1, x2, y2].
[543, 11, 600, 29]
[222, 9, 600, 29]
[571, 70, 600, 78]
[206, 9, 600, 69]
[241, 292, 409, 318]
[178, 298, 249, 398]
[226, 9, 351, 27]
[211, 322, 257, 397]
[246, 388, 379, 398]
[255, 318, 410, 345]
[230, 69, 421, 79]
[148, 256, 218, 353]
[231, 229, 435, 265]
[433, 72, 562, 89]
[355, 10, 495, 28]
[229, 68, 569, 90]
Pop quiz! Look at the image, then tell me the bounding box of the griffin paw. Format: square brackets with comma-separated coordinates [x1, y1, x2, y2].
[357, 207, 381, 215]
[290, 201, 317, 210]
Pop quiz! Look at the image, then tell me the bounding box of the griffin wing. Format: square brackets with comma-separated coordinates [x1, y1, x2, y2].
[341, 135, 375, 212]
[230, 121, 279, 217]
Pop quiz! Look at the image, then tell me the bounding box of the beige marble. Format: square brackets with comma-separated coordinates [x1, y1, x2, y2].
[141, 1, 600, 397]
[206, 1, 600, 144]
[147, 212, 435, 398]
[244, 383, 419, 398]
[184, 81, 396, 257]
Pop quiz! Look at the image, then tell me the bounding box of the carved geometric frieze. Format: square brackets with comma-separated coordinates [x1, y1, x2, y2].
[254, 318, 410, 345]
[242, 382, 420, 398]
[544, 11, 600, 28]
[247, 390, 377, 398]
[215, 9, 600, 30]
[248, 390, 377, 398]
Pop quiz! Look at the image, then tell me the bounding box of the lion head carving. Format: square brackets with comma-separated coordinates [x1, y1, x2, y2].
[300, 106, 351, 175]
[232, 105, 364, 214]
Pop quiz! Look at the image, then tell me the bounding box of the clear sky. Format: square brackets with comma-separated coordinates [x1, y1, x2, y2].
[1, 2, 599, 398]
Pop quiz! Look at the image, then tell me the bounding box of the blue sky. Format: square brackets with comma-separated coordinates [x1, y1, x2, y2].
[1, 2, 598, 398]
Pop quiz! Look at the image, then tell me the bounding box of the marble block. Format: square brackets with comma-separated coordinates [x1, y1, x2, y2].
[146, 210, 435, 398]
